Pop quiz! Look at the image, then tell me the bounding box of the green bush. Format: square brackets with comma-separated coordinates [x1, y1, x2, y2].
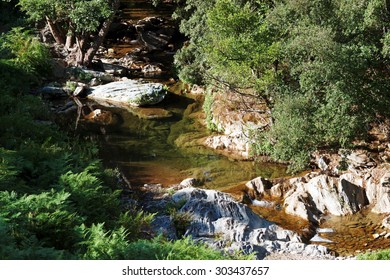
[78, 223, 130, 260]
[117, 210, 155, 242]
[254, 94, 315, 172]
[0, 27, 52, 78]
[357, 249, 390, 260]
[57, 167, 121, 226]
[0, 190, 83, 250]
[125, 236, 254, 260]
[202, 90, 218, 132]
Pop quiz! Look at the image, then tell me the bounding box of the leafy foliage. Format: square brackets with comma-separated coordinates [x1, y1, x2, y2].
[18, 0, 113, 32]
[204, 0, 279, 101]
[17, 0, 119, 65]
[125, 236, 254, 260]
[357, 249, 390, 260]
[0, 27, 52, 78]
[177, 0, 389, 171]
[171, 0, 216, 84]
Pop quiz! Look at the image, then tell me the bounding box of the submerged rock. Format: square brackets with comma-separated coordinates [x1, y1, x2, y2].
[87, 80, 166, 107]
[172, 187, 332, 259]
[83, 109, 118, 125]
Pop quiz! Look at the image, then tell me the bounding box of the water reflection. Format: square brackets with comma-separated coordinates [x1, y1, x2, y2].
[78, 90, 287, 189]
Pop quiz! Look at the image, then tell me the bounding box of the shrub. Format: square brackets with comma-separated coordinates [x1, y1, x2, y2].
[0, 27, 52, 78]
[125, 236, 254, 260]
[0, 190, 83, 251]
[357, 249, 390, 260]
[78, 223, 130, 260]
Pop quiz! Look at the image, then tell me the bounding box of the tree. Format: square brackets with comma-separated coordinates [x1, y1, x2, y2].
[204, 0, 279, 105]
[18, 0, 120, 66]
[173, 0, 389, 171]
[168, 0, 216, 84]
[257, 0, 390, 171]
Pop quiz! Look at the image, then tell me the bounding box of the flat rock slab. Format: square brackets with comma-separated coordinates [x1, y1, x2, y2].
[88, 80, 166, 107]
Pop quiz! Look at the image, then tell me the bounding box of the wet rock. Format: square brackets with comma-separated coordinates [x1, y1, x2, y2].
[382, 215, 390, 229]
[138, 29, 169, 51]
[252, 200, 274, 208]
[73, 84, 88, 97]
[37, 86, 68, 99]
[102, 63, 128, 76]
[245, 177, 273, 199]
[84, 109, 118, 125]
[179, 178, 200, 188]
[135, 17, 175, 51]
[172, 187, 332, 259]
[142, 64, 163, 76]
[151, 215, 177, 240]
[88, 80, 166, 107]
[68, 67, 115, 83]
[310, 234, 333, 243]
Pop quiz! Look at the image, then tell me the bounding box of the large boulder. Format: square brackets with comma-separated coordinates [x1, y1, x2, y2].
[283, 174, 368, 221]
[366, 171, 390, 213]
[172, 187, 331, 259]
[87, 80, 166, 107]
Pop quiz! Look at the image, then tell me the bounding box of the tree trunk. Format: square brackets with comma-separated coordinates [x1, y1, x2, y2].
[65, 25, 76, 50]
[65, 35, 75, 50]
[75, 37, 86, 66]
[83, 0, 120, 66]
[46, 17, 66, 45]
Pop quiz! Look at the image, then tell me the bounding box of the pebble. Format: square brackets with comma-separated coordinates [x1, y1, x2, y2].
[317, 228, 335, 233]
[385, 233, 390, 239]
[372, 233, 380, 239]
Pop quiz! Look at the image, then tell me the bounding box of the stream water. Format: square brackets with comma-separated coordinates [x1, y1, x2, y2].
[77, 88, 286, 190]
[67, 0, 390, 257]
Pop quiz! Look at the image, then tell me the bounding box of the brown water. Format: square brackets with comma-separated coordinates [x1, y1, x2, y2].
[314, 210, 390, 256]
[78, 87, 287, 189]
[76, 0, 390, 257]
[120, 0, 174, 21]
